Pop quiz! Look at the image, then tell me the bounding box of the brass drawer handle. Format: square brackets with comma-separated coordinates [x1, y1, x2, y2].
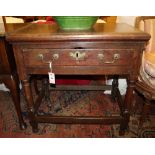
[37, 54, 44, 61]
[98, 53, 120, 64]
[52, 53, 59, 60]
[69, 51, 86, 61]
[37, 53, 59, 62]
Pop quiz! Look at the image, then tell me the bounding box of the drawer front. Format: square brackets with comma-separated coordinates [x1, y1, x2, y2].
[23, 49, 134, 68]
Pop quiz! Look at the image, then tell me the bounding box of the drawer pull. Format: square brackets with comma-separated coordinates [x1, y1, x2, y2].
[37, 54, 44, 61]
[53, 53, 59, 60]
[97, 53, 104, 60]
[37, 53, 59, 61]
[98, 53, 120, 64]
[69, 51, 86, 61]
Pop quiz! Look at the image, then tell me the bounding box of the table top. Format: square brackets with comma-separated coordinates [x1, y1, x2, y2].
[0, 23, 28, 37]
[6, 23, 150, 42]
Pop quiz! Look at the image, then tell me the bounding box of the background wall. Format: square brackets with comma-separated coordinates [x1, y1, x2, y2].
[0, 16, 3, 23]
[117, 16, 136, 26]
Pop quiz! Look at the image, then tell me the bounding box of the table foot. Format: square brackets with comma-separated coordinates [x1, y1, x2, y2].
[20, 122, 27, 130]
[119, 119, 129, 136]
[119, 130, 125, 136]
[30, 121, 39, 133]
[32, 127, 39, 133]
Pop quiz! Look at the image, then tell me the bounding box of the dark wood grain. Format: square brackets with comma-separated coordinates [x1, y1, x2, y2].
[7, 23, 150, 41]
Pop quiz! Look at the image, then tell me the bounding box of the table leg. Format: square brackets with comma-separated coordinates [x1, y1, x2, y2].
[119, 79, 134, 135]
[43, 78, 52, 108]
[111, 75, 119, 102]
[3, 74, 26, 130]
[22, 79, 38, 133]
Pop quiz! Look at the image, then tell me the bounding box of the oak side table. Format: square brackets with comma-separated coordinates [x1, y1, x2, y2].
[7, 23, 150, 134]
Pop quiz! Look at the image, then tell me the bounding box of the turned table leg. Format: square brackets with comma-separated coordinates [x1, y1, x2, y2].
[3, 74, 27, 130]
[22, 79, 38, 133]
[111, 75, 119, 102]
[119, 79, 134, 135]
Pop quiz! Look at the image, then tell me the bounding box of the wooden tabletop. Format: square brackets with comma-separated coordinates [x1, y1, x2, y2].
[6, 23, 150, 42]
[0, 23, 29, 37]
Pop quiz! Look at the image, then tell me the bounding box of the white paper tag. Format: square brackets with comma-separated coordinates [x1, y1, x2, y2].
[48, 72, 55, 84]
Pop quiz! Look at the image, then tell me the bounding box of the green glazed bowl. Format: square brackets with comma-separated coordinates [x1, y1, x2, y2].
[53, 16, 99, 30]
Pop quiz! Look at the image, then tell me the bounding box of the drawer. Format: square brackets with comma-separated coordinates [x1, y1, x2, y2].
[22, 48, 134, 67]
